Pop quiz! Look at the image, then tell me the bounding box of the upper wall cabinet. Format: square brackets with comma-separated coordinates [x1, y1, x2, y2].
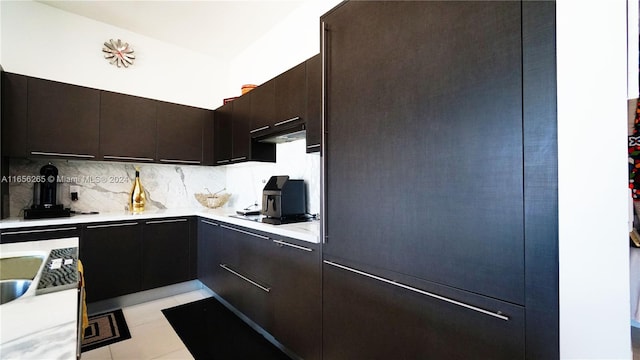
[155, 101, 211, 165]
[100, 91, 157, 163]
[28, 77, 100, 160]
[1, 73, 28, 158]
[213, 102, 233, 165]
[273, 61, 306, 131]
[305, 54, 321, 153]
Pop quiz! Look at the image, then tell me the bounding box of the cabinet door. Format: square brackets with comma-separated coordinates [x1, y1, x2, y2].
[141, 218, 191, 290]
[27, 77, 100, 159]
[1, 73, 28, 158]
[323, 1, 524, 304]
[322, 259, 525, 360]
[249, 80, 275, 137]
[219, 224, 273, 332]
[270, 237, 321, 360]
[80, 222, 141, 302]
[230, 95, 251, 162]
[214, 102, 233, 165]
[273, 62, 306, 130]
[197, 218, 222, 291]
[100, 91, 156, 162]
[157, 102, 209, 165]
[305, 54, 321, 153]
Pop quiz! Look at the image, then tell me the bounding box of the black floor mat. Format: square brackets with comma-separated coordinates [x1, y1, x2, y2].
[162, 297, 291, 360]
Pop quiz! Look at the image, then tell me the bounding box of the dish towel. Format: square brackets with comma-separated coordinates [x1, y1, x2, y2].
[78, 259, 89, 338]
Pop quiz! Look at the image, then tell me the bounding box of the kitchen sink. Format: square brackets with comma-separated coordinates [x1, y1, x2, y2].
[0, 255, 45, 281]
[0, 279, 32, 305]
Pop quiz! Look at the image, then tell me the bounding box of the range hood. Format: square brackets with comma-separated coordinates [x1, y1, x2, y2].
[256, 123, 306, 144]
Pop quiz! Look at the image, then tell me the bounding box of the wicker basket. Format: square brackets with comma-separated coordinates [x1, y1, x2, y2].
[194, 192, 230, 209]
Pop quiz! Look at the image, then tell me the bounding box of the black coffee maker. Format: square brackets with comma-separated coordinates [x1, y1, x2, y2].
[24, 163, 71, 219]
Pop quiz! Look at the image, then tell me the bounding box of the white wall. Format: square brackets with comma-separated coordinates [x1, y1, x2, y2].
[0, 0, 225, 109]
[226, 0, 340, 96]
[557, 0, 632, 358]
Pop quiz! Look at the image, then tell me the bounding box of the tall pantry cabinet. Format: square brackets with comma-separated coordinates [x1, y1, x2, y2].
[321, 1, 558, 359]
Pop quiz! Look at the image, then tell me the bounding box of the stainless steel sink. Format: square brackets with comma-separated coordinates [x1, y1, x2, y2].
[0, 279, 32, 304]
[0, 255, 44, 281]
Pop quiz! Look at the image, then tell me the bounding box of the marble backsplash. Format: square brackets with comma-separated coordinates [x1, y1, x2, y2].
[6, 140, 320, 218]
[7, 158, 226, 217]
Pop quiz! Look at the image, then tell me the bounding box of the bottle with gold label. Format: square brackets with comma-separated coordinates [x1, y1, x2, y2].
[129, 168, 146, 213]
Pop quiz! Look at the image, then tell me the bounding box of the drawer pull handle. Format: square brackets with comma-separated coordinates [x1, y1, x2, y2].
[103, 155, 154, 162]
[200, 220, 219, 226]
[306, 144, 321, 149]
[220, 225, 269, 240]
[272, 239, 313, 252]
[31, 151, 94, 159]
[86, 223, 138, 229]
[145, 219, 188, 225]
[250, 126, 270, 133]
[231, 157, 247, 162]
[159, 159, 201, 164]
[2, 226, 78, 235]
[323, 260, 509, 321]
[220, 264, 270, 293]
[274, 117, 300, 127]
[216, 160, 230, 164]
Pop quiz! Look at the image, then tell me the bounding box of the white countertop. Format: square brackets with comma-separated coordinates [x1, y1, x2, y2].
[0, 207, 320, 244]
[0, 237, 79, 359]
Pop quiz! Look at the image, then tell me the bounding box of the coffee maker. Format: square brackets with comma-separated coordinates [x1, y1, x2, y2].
[24, 163, 71, 219]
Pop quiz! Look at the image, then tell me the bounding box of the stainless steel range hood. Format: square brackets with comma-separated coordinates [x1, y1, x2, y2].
[256, 123, 306, 144]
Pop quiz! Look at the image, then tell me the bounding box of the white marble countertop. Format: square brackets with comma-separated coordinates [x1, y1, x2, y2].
[0, 237, 79, 359]
[0, 207, 320, 243]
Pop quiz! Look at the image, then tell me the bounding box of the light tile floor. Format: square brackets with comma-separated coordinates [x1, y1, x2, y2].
[81, 289, 212, 360]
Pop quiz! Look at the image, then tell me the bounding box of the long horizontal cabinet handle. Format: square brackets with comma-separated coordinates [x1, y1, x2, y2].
[31, 151, 94, 159]
[323, 260, 510, 321]
[200, 220, 219, 226]
[307, 144, 321, 149]
[273, 117, 300, 127]
[2, 226, 78, 235]
[219, 264, 271, 293]
[250, 126, 270, 133]
[145, 219, 188, 225]
[220, 224, 270, 240]
[231, 157, 247, 162]
[216, 160, 230, 164]
[159, 159, 201, 164]
[103, 155, 154, 162]
[272, 239, 313, 252]
[86, 222, 138, 229]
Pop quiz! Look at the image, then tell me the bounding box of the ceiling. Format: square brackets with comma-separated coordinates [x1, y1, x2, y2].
[37, 1, 305, 60]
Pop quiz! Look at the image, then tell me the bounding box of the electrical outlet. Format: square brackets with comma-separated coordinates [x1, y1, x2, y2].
[70, 185, 79, 201]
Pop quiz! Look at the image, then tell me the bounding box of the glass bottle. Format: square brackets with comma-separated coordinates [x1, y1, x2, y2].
[129, 168, 146, 213]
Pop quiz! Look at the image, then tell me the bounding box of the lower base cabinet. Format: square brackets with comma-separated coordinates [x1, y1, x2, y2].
[81, 217, 194, 303]
[197, 218, 321, 360]
[322, 259, 525, 360]
[141, 218, 193, 290]
[80, 221, 142, 303]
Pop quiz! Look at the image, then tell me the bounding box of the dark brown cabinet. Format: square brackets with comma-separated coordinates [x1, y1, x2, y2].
[229, 94, 252, 162]
[1, 72, 28, 158]
[249, 80, 275, 136]
[100, 91, 157, 162]
[305, 54, 321, 153]
[270, 236, 321, 360]
[156, 102, 210, 165]
[197, 219, 321, 360]
[80, 221, 142, 303]
[141, 218, 193, 290]
[322, 1, 557, 358]
[322, 258, 525, 360]
[28, 77, 100, 160]
[213, 102, 233, 165]
[272, 62, 306, 131]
